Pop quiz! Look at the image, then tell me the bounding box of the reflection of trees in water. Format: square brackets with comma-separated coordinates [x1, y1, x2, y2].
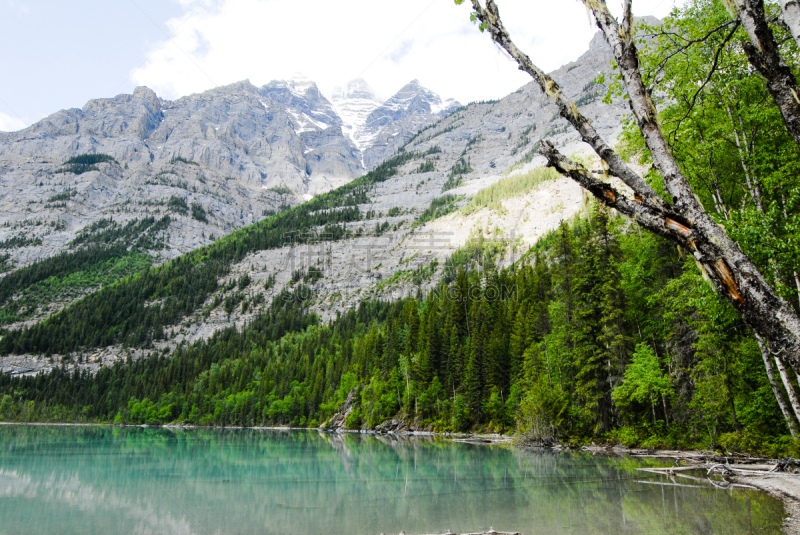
[0, 426, 784, 535]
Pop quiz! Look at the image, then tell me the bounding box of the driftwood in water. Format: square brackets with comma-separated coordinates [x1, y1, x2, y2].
[635, 480, 706, 489]
[636, 478, 759, 491]
[637, 465, 712, 474]
[638, 463, 779, 475]
[670, 471, 760, 490]
[629, 453, 770, 464]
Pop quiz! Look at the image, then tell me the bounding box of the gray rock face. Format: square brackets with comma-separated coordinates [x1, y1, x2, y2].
[0, 76, 458, 194]
[360, 80, 461, 169]
[320, 388, 359, 430]
[1, 79, 360, 192]
[367, 80, 458, 127]
[391, 29, 628, 181]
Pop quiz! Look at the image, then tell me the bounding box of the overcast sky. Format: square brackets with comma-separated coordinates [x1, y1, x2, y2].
[0, 0, 680, 132]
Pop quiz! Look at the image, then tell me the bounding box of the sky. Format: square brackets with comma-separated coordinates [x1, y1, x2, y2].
[0, 0, 681, 132]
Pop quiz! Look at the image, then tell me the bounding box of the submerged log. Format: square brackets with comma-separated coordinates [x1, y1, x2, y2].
[636, 465, 712, 473]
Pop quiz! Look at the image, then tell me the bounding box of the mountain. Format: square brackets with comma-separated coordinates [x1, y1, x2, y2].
[0, 76, 458, 269]
[0, 29, 628, 375]
[360, 79, 461, 169]
[332, 78, 461, 168]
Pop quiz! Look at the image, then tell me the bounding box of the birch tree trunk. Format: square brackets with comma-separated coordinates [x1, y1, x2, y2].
[757, 334, 799, 436]
[777, 0, 800, 52]
[725, 105, 762, 211]
[774, 354, 800, 424]
[465, 0, 800, 380]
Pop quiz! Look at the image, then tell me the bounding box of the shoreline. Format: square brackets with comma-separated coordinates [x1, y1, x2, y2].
[0, 420, 512, 441]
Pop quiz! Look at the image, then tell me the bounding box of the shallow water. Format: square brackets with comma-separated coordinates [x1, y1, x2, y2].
[0, 425, 784, 534]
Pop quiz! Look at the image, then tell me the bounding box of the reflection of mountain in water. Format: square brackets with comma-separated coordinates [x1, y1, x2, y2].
[0, 426, 783, 535]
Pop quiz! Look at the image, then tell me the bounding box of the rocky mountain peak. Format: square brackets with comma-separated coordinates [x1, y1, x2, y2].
[377, 80, 460, 118]
[330, 78, 460, 165]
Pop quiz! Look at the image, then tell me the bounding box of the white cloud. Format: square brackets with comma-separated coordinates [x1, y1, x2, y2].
[3, 0, 30, 17]
[0, 111, 26, 132]
[132, 0, 680, 104]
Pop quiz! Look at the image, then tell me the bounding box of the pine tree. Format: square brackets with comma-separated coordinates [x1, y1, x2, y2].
[509, 305, 528, 382]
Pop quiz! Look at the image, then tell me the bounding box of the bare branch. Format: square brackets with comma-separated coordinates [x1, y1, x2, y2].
[538, 141, 685, 242]
[641, 19, 738, 45]
[467, 0, 663, 206]
[663, 21, 740, 137]
[539, 141, 722, 264]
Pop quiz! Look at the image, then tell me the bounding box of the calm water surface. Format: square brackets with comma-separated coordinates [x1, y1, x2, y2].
[0, 425, 784, 534]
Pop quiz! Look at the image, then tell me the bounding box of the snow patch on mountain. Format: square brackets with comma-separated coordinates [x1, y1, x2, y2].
[331, 78, 383, 152]
[331, 78, 460, 156]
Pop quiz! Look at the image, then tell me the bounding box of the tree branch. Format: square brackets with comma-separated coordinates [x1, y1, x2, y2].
[578, 0, 707, 216]
[663, 21, 740, 137]
[467, 0, 663, 206]
[730, 0, 800, 152]
[540, 141, 743, 307]
[539, 141, 688, 241]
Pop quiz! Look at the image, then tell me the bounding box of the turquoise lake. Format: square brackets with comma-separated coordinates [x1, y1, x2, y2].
[0, 425, 784, 534]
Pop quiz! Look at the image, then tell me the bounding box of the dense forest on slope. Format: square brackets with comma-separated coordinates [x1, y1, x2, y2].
[0, 149, 426, 353]
[0, 205, 792, 455]
[0, 216, 172, 326]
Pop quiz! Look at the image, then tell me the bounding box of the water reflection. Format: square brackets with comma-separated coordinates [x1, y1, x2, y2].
[0, 425, 784, 535]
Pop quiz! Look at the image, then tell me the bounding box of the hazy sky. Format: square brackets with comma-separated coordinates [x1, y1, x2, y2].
[0, 0, 680, 132]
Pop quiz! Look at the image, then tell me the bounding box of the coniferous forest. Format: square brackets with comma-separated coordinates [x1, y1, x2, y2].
[2, 0, 800, 457]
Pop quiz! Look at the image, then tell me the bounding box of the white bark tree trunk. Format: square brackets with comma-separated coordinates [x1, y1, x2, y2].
[774, 354, 800, 424]
[730, 0, 800, 153]
[778, 0, 800, 51]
